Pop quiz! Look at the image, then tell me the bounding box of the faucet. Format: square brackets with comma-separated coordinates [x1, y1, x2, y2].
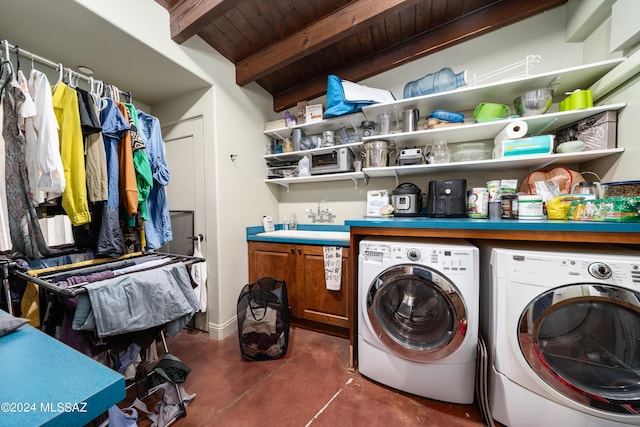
[307, 200, 335, 223]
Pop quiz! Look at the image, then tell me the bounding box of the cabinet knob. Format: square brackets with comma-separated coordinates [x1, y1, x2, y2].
[297, 248, 302, 254]
[290, 247, 294, 254]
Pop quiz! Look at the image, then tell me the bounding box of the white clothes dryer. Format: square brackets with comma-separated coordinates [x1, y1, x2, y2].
[358, 237, 479, 404]
[478, 241, 640, 427]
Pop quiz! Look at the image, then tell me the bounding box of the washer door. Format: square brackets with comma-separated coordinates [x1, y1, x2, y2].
[366, 264, 467, 363]
[519, 283, 640, 414]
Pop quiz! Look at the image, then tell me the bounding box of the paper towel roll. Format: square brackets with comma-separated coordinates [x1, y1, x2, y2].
[493, 121, 528, 146]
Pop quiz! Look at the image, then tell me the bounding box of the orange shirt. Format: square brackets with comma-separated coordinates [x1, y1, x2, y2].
[115, 102, 139, 218]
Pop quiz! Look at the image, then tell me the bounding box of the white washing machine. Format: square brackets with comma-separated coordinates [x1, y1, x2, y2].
[358, 237, 479, 404]
[478, 241, 640, 427]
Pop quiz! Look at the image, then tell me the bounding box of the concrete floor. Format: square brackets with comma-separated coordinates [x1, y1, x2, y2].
[129, 327, 487, 426]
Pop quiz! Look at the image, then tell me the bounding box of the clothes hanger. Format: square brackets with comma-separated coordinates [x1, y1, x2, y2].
[70, 70, 79, 88]
[57, 63, 64, 84]
[93, 80, 108, 110]
[15, 45, 20, 71]
[3, 40, 9, 64]
[66, 68, 73, 87]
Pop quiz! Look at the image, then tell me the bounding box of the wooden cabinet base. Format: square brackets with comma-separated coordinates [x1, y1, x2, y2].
[291, 317, 349, 339]
[248, 241, 350, 336]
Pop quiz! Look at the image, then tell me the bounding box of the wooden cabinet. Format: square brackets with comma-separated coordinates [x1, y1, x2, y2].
[248, 241, 350, 335]
[295, 245, 349, 329]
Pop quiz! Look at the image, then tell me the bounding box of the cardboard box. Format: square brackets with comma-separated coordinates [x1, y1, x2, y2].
[296, 101, 308, 124]
[305, 104, 324, 123]
[555, 110, 617, 151]
[497, 135, 554, 158]
[264, 119, 287, 132]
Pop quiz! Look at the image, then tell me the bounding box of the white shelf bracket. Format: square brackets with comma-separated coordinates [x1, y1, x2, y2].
[275, 181, 290, 192]
[529, 117, 559, 136]
[529, 158, 557, 171]
[350, 176, 360, 190]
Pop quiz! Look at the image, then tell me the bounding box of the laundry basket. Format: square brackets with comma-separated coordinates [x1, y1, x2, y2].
[237, 277, 290, 361]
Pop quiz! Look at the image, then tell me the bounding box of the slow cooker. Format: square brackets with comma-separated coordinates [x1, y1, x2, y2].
[391, 183, 423, 216]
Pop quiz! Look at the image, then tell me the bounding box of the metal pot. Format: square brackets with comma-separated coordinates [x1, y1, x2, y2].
[391, 183, 423, 216]
[362, 140, 394, 168]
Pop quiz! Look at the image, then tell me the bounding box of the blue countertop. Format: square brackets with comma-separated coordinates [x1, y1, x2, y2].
[345, 216, 640, 233]
[0, 311, 125, 426]
[247, 217, 640, 246]
[246, 224, 351, 246]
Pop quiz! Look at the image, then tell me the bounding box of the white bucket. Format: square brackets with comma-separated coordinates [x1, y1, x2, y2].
[518, 195, 544, 219]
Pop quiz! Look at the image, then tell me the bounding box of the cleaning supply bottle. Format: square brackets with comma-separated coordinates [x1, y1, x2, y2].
[289, 213, 297, 230]
[298, 155, 310, 177]
[403, 67, 467, 98]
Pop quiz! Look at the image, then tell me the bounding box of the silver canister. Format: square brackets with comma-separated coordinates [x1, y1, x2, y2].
[321, 130, 335, 147]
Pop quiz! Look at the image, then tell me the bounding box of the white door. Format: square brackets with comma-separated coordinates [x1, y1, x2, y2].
[162, 117, 208, 331]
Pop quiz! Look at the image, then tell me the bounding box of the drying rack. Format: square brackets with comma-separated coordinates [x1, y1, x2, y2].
[2, 251, 205, 425]
[125, 329, 189, 425]
[9, 251, 204, 298]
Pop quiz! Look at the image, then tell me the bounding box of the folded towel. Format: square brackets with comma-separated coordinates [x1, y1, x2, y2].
[323, 246, 343, 291]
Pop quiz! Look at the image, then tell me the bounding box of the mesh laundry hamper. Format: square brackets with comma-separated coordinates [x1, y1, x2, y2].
[237, 277, 290, 361]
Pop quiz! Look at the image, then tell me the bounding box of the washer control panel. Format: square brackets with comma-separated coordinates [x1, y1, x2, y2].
[360, 240, 476, 273]
[588, 262, 613, 280]
[406, 248, 421, 262]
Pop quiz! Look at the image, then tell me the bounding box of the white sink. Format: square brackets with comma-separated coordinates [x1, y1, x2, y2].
[256, 230, 350, 242]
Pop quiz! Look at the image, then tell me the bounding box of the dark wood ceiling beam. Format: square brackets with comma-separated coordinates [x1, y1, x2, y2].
[169, 0, 237, 44]
[236, 0, 423, 87]
[272, 0, 566, 111]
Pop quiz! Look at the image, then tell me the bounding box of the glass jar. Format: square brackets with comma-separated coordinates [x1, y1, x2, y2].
[501, 194, 519, 219]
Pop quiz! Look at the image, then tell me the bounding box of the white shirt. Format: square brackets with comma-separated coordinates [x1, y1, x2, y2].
[27, 69, 65, 201]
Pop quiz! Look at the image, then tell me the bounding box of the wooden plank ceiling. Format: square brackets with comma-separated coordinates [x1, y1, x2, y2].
[157, 0, 567, 112]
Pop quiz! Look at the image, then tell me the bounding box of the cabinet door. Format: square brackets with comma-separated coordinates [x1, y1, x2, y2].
[247, 241, 297, 315]
[296, 245, 349, 329]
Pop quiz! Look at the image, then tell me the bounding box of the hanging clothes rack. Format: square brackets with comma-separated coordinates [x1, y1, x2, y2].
[0, 39, 133, 102]
[10, 252, 205, 298]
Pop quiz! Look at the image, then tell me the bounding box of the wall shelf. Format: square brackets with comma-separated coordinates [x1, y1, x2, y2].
[364, 148, 624, 187]
[264, 113, 365, 140]
[360, 58, 625, 121]
[265, 171, 366, 192]
[264, 141, 362, 162]
[262, 58, 627, 190]
[363, 103, 625, 147]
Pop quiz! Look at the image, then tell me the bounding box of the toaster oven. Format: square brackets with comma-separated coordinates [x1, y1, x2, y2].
[310, 147, 354, 175]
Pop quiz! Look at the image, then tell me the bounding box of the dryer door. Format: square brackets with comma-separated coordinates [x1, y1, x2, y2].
[366, 263, 467, 363]
[519, 283, 640, 414]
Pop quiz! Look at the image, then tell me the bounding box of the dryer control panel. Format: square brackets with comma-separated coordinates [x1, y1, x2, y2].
[504, 251, 640, 287]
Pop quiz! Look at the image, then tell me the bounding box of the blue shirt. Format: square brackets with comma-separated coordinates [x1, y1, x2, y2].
[137, 110, 172, 250]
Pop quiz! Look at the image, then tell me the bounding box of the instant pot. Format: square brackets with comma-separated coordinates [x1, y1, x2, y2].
[391, 183, 423, 216]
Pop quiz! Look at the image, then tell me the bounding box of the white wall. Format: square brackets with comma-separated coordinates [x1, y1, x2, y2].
[151, 36, 277, 338]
